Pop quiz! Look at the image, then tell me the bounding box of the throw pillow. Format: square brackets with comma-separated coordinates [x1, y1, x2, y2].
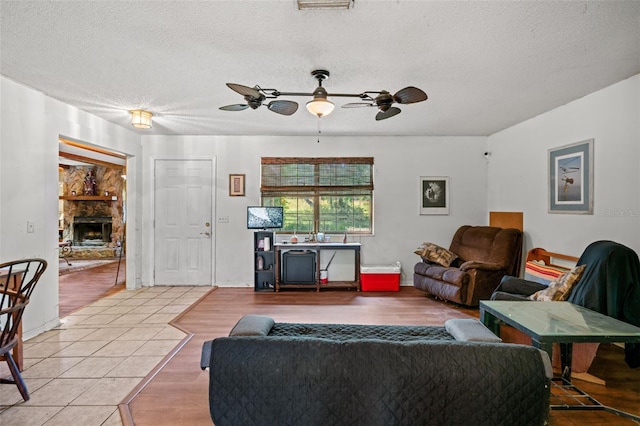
[414, 242, 458, 267]
[528, 264, 586, 301]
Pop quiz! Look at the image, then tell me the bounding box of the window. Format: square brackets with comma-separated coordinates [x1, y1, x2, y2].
[261, 157, 374, 235]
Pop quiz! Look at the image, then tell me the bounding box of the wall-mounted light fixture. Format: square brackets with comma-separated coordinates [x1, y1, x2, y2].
[130, 109, 153, 129]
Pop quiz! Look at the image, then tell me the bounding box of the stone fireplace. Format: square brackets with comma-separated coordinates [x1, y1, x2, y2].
[59, 164, 125, 258]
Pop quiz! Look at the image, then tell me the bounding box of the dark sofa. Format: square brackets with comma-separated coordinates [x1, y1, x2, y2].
[201, 315, 551, 426]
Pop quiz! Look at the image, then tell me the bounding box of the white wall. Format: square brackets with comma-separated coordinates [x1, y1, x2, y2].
[141, 135, 488, 286]
[0, 75, 487, 340]
[0, 76, 142, 339]
[6, 69, 637, 340]
[487, 74, 640, 257]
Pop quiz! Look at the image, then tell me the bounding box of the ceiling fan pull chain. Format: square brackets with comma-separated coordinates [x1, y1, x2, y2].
[317, 116, 321, 143]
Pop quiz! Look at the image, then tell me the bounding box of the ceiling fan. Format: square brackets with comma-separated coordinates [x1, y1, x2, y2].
[219, 84, 299, 116]
[219, 70, 428, 121]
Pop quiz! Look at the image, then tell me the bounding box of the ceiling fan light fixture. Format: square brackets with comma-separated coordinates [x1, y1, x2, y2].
[130, 109, 153, 129]
[306, 98, 335, 117]
[306, 84, 334, 117]
[221, 69, 427, 121]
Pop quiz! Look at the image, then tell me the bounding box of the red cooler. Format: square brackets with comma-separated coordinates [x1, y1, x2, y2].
[360, 262, 401, 292]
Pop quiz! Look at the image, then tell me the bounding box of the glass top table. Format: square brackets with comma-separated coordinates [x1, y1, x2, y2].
[480, 301, 640, 420]
[479, 301, 640, 378]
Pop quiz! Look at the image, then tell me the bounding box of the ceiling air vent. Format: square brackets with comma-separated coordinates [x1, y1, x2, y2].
[297, 0, 353, 10]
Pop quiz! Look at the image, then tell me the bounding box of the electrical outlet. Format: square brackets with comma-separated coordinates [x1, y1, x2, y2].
[27, 221, 35, 233]
[217, 216, 229, 223]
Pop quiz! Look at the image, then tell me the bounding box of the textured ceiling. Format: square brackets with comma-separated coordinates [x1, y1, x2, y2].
[1, 0, 639, 137]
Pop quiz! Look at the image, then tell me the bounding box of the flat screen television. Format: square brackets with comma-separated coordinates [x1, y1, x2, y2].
[247, 206, 284, 229]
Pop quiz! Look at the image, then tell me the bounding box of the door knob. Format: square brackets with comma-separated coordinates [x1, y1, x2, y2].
[200, 232, 211, 237]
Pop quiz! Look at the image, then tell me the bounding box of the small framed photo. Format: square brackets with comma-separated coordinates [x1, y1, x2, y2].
[548, 139, 594, 214]
[420, 176, 449, 215]
[229, 174, 245, 196]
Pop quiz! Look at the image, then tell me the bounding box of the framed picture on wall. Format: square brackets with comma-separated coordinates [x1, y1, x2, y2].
[420, 176, 449, 215]
[229, 174, 245, 196]
[548, 139, 593, 214]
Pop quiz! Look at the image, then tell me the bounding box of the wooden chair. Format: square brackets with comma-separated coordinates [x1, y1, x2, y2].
[0, 258, 47, 401]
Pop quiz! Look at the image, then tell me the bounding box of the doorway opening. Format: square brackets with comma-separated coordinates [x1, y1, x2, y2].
[58, 138, 128, 316]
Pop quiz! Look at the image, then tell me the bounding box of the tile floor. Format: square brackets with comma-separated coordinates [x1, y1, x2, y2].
[0, 285, 212, 426]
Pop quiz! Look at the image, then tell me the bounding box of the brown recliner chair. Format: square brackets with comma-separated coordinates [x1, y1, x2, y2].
[413, 225, 522, 307]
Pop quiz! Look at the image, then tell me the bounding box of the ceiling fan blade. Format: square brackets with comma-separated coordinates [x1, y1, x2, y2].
[341, 102, 375, 108]
[226, 83, 261, 99]
[267, 100, 299, 116]
[393, 86, 428, 104]
[375, 107, 401, 121]
[219, 104, 250, 111]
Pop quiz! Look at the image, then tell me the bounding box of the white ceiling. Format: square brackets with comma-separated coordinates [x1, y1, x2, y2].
[1, 0, 639, 137]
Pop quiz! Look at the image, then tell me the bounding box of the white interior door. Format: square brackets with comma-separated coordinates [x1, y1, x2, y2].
[154, 159, 213, 285]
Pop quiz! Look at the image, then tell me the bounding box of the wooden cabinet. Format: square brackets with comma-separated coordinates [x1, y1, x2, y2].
[254, 231, 275, 292]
